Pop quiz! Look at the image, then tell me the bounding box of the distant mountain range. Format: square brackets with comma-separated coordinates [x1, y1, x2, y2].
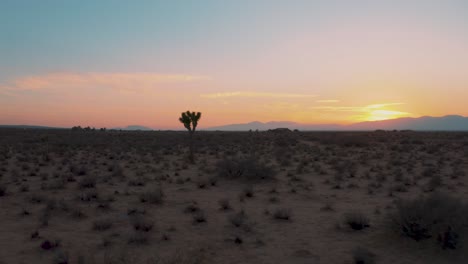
[0, 125, 63, 129]
[0, 124, 153, 131]
[2, 115, 468, 131]
[205, 115, 468, 131]
[111, 125, 153, 131]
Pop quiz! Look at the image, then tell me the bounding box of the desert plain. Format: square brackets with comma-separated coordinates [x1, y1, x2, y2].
[0, 128, 467, 264]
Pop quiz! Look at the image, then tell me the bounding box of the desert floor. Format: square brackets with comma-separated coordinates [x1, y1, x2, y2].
[0, 129, 467, 264]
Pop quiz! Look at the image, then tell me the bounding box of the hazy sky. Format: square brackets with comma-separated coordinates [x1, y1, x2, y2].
[1, 0, 468, 128]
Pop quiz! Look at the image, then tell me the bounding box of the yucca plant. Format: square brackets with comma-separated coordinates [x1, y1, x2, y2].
[179, 111, 201, 163]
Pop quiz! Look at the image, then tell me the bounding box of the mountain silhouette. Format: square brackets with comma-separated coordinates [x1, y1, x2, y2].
[111, 125, 153, 131]
[2, 115, 467, 131]
[206, 115, 468, 131]
[0, 125, 63, 129]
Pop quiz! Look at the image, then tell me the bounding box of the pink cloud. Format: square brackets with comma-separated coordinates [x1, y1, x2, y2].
[1, 72, 212, 92]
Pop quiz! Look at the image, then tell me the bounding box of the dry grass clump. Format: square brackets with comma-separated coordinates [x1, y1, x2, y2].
[216, 156, 275, 182]
[40, 239, 60, 250]
[70, 206, 87, 219]
[184, 201, 201, 214]
[228, 210, 249, 228]
[218, 198, 231, 211]
[192, 210, 207, 224]
[130, 215, 154, 232]
[78, 176, 96, 189]
[391, 192, 468, 249]
[272, 208, 292, 221]
[53, 250, 69, 264]
[139, 186, 164, 204]
[92, 218, 113, 231]
[77, 189, 98, 202]
[128, 231, 149, 245]
[352, 246, 376, 264]
[0, 184, 6, 196]
[70, 164, 87, 176]
[343, 212, 370, 231]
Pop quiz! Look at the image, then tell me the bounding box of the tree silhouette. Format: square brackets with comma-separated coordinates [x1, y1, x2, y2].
[179, 111, 201, 163]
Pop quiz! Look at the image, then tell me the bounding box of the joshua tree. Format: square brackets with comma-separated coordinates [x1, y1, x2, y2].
[179, 111, 201, 162]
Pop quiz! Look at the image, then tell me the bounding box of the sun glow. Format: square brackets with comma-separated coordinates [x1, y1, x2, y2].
[365, 110, 410, 121]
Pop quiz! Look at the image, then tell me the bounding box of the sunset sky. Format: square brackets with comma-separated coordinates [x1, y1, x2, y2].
[1, 0, 468, 129]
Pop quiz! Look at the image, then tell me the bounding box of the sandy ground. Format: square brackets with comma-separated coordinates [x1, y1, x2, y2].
[0, 129, 467, 264]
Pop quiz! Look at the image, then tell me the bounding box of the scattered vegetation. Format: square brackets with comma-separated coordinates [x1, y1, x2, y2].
[92, 218, 113, 231]
[391, 192, 468, 249]
[130, 215, 154, 232]
[216, 156, 276, 182]
[0, 184, 6, 196]
[218, 198, 231, 211]
[344, 212, 370, 231]
[272, 208, 292, 221]
[78, 176, 96, 189]
[139, 186, 164, 204]
[0, 128, 467, 263]
[352, 247, 376, 264]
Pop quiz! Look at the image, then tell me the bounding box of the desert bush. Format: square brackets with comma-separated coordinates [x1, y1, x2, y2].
[130, 215, 153, 232]
[391, 192, 468, 249]
[70, 207, 86, 219]
[78, 190, 98, 202]
[139, 186, 164, 204]
[216, 156, 275, 182]
[320, 202, 334, 212]
[229, 210, 248, 228]
[389, 184, 408, 194]
[127, 207, 146, 216]
[344, 212, 370, 231]
[192, 210, 206, 224]
[352, 247, 376, 264]
[42, 179, 66, 190]
[39, 207, 51, 227]
[53, 250, 69, 264]
[425, 175, 442, 192]
[218, 198, 231, 211]
[29, 193, 46, 204]
[128, 178, 146, 187]
[273, 208, 291, 221]
[241, 185, 254, 198]
[184, 201, 201, 214]
[128, 231, 149, 245]
[92, 218, 113, 231]
[0, 184, 6, 196]
[195, 177, 208, 189]
[78, 176, 96, 189]
[109, 163, 125, 178]
[40, 239, 60, 250]
[70, 164, 87, 176]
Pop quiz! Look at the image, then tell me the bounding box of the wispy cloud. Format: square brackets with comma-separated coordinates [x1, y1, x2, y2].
[0, 72, 211, 93]
[311, 102, 411, 121]
[311, 106, 364, 112]
[0, 85, 17, 97]
[311, 103, 406, 112]
[364, 103, 405, 109]
[316, 99, 340, 103]
[200, 91, 317, 99]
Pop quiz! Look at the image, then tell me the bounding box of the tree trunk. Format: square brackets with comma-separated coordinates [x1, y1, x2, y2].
[189, 131, 194, 163]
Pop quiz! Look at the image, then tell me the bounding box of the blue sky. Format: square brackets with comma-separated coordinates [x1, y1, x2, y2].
[1, 0, 468, 128]
[2, 0, 465, 78]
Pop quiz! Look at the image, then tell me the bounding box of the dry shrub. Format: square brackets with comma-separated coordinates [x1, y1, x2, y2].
[391, 192, 468, 249]
[216, 156, 275, 182]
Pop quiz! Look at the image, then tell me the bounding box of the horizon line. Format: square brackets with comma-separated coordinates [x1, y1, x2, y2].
[1, 114, 467, 131]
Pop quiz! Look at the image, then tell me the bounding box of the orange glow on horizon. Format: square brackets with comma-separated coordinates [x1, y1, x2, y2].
[360, 110, 411, 122]
[0, 72, 466, 129]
